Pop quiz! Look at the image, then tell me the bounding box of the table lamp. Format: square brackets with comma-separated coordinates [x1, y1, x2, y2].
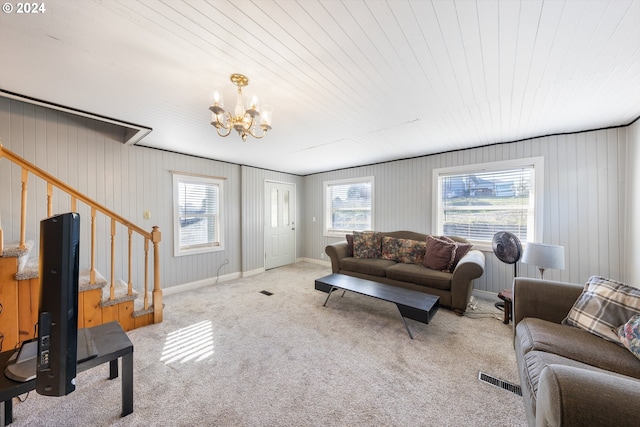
[521, 242, 565, 279]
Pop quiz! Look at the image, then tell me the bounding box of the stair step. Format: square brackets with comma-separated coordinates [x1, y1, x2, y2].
[11, 258, 137, 307]
[5, 240, 147, 321]
[1, 240, 34, 259]
[2, 240, 35, 278]
[133, 303, 155, 318]
[79, 268, 108, 292]
[15, 255, 38, 281]
[100, 278, 138, 307]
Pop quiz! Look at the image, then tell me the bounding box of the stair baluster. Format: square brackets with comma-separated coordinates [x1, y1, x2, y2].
[0, 142, 163, 347]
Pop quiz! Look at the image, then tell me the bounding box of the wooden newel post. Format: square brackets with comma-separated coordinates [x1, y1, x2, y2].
[151, 226, 163, 323]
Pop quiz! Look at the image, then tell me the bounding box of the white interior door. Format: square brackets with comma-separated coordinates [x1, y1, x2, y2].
[264, 181, 296, 270]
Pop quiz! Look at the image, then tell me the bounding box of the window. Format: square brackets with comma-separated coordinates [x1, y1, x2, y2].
[173, 173, 224, 256]
[433, 158, 543, 248]
[324, 177, 374, 237]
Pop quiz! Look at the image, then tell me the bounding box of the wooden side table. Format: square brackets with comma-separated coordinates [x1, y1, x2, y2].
[497, 289, 513, 324]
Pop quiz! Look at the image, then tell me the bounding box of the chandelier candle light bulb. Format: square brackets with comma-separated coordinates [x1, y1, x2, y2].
[209, 73, 272, 142]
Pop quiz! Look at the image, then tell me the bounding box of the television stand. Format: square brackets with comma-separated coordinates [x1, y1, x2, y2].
[0, 321, 133, 426]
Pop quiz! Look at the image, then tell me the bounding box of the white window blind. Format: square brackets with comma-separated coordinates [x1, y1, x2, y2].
[434, 158, 542, 245]
[173, 173, 224, 256]
[324, 177, 374, 236]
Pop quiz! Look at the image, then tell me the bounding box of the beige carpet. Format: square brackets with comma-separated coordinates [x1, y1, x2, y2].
[10, 262, 527, 426]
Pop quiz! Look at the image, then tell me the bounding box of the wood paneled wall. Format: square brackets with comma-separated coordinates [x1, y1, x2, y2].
[2, 96, 636, 295]
[303, 127, 631, 293]
[0, 97, 304, 292]
[624, 120, 640, 286]
[0, 99, 233, 291]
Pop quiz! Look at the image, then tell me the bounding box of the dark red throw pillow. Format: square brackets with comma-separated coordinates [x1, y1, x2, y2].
[450, 242, 472, 270]
[423, 236, 457, 271]
[346, 234, 354, 257]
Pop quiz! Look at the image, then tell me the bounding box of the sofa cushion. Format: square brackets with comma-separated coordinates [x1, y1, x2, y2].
[340, 257, 395, 277]
[386, 263, 452, 290]
[517, 318, 640, 380]
[353, 231, 383, 259]
[518, 349, 629, 419]
[423, 235, 457, 271]
[562, 276, 640, 344]
[381, 237, 426, 264]
[618, 314, 640, 361]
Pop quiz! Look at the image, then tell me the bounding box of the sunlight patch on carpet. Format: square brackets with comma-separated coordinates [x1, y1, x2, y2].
[160, 320, 214, 364]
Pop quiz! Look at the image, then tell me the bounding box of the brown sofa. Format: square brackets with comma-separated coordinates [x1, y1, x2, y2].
[324, 231, 485, 314]
[513, 277, 640, 427]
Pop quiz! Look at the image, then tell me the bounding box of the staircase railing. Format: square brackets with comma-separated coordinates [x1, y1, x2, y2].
[0, 143, 163, 323]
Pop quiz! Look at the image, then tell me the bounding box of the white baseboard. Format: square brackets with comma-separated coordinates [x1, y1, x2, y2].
[472, 289, 500, 301]
[242, 267, 265, 277]
[298, 257, 331, 267]
[162, 272, 241, 297]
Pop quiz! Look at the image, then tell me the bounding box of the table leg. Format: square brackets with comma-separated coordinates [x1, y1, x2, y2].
[396, 306, 414, 339]
[109, 359, 119, 380]
[504, 299, 512, 324]
[323, 287, 337, 307]
[121, 353, 133, 416]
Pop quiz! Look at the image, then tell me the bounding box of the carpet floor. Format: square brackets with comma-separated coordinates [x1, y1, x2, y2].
[10, 262, 527, 426]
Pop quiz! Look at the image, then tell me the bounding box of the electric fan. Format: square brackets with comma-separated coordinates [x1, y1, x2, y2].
[492, 231, 522, 272]
[492, 231, 523, 311]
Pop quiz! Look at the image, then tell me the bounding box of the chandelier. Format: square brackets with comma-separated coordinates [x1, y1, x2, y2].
[209, 74, 273, 141]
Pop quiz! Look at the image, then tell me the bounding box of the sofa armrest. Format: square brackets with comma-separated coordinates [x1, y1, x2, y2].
[325, 241, 349, 274]
[536, 364, 640, 427]
[450, 250, 485, 314]
[513, 277, 583, 327]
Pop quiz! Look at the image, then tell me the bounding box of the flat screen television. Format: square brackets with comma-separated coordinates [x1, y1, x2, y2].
[36, 212, 80, 396]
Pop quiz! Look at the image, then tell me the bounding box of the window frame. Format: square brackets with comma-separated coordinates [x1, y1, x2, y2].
[432, 157, 544, 251]
[172, 172, 225, 257]
[323, 176, 375, 238]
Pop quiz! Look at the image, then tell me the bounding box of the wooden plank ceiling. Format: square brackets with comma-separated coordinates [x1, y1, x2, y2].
[1, 0, 638, 175]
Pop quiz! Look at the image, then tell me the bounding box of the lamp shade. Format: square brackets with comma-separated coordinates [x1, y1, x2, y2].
[521, 242, 565, 270]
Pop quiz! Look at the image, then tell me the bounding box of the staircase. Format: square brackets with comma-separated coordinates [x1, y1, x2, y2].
[0, 144, 163, 352]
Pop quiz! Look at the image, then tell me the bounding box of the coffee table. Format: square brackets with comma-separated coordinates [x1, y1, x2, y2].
[315, 274, 439, 339]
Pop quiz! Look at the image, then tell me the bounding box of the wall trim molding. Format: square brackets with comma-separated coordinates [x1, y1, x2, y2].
[162, 272, 242, 297]
[242, 267, 266, 277]
[299, 257, 330, 267]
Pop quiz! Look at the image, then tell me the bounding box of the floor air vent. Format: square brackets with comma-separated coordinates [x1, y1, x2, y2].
[478, 372, 522, 396]
[260, 290, 274, 296]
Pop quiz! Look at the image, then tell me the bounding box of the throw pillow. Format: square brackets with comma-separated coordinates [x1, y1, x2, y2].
[353, 231, 382, 259]
[562, 276, 640, 344]
[381, 237, 426, 264]
[450, 241, 472, 270]
[436, 236, 473, 270]
[423, 235, 457, 272]
[346, 234, 354, 257]
[381, 236, 398, 261]
[617, 314, 640, 361]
